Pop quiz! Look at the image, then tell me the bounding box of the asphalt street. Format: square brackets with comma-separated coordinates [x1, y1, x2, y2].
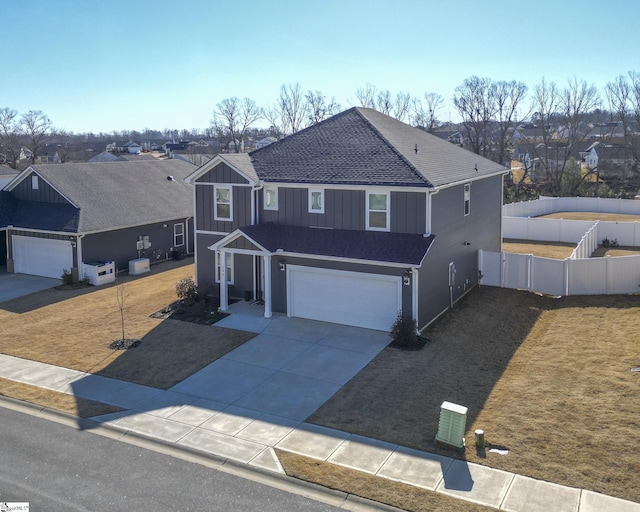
[0, 406, 347, 512]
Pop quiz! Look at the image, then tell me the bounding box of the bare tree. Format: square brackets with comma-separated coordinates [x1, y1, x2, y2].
[413, 92, 444, 132]
[530, 78, 600, 194]
[0, 107, 21, 168]
[355, 83, 377, 108]
[279, 83, 309, 135]
[392, 92, 412, 122]
[375, 90, 393, 115]
[21, 110, 52, 164]
[305, 90, 340, 125]
[493, 80, 528, 166]
[211, 97, 262, 152]
[453, 76, 497, 157]
[116, 284, 127, 343]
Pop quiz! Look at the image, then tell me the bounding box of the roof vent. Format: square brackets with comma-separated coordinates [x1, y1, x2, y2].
[414, 143, 418, 154]
[435, 401, 467, 449]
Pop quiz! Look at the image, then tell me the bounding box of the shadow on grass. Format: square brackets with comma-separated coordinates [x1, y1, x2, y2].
[306, 287, 640, 472]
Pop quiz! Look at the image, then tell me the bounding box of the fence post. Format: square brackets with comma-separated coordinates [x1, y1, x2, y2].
[606, 256, 612, 295]
[564, 259, 570, 296]
[527, 254, 533, 292]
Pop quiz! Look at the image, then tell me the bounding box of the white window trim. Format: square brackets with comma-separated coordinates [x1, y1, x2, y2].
[264, 186, 278, 211]
[214, 185, 233, 221]
[464, 183, 471, 216]
[31, 175, 39, 190]
[366, 190, 390, 231]
[215, 251, 234, 285]
[308, 188, 324, 214]
[173, 223, 185, 247]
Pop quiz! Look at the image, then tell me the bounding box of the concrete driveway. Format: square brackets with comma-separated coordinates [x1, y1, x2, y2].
[0, 268, 60, 303]
[170, 304, 391, 421]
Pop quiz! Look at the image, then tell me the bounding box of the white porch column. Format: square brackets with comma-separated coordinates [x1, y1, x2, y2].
[263, 254, 272, 318]
[219, 250, 228, 311]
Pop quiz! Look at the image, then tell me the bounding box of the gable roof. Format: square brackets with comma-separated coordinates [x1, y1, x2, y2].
[236, 223, 435, 266]
[185, 153, 259, 184]
[250, 107, 506, 188]
[6, 160, 195, 233]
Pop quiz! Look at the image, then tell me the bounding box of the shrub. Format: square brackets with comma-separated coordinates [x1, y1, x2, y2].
[175, 276, 201, 302]
[61, 268, 74, 285]
[389, 312, 423, 350]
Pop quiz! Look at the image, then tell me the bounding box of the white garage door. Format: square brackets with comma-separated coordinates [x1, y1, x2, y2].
[13, 235, 73, 278]
[287, 265, 402, 331]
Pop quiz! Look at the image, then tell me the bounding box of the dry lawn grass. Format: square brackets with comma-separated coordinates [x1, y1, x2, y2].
[539, 211, 640, 222]
[308, 287, 640, 503]
[0, 378, 123, 417]
[0, 261, 254, 389]
[502, 239, 577, 259]
[276, 449, 497, 512]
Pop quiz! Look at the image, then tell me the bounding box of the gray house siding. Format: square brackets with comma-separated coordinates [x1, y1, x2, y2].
[195, 184, 252, 233]
[11, 175, 69, 204]
[0, 230, 6, 265]
[82, 219, 194, 272]
[194, 235, 253, 299]
[269, 256, 410, 321]
[391, 191, 426, 234]
[195, 233, 221, 293]
[260, 188, 426, 234]
[196, 163, 250, 185]
[417, 175, 502, 329]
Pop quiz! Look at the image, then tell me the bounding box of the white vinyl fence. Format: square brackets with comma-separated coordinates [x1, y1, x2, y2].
[503, 196, 640, 218]
[486, 197, 640, 296]
[479, 251, 640, 296]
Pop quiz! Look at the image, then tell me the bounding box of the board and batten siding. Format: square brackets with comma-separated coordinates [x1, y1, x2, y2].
[195, 163, 251, 185]
[417, 175, 503, 330]
[11, 174, 69, 204]
[195, 184, 252, 233]
[261, 188, 426, 234]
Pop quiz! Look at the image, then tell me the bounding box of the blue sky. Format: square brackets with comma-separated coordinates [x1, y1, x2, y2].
[3, 0, 639, 134]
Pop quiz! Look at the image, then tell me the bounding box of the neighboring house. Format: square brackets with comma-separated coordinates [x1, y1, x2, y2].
[0, 160, 196, 279]
[255, 137, 277, 149]
[0, 166, 19, 190]
[88, 151, 159, 163]
[186, 107, 506, 332]
[123, 141, 142, 154]
[106, 141, 142, 154]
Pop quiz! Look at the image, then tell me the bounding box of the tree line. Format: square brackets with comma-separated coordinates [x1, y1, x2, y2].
[3, 72, 640, 199]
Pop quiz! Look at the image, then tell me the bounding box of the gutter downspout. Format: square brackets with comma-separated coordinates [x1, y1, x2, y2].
[426, 188, 440, 236]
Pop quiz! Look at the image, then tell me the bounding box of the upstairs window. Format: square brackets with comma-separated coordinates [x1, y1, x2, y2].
[366, 191, 390, 231]
[308, 188, 324, 213]
[214, 185, 232, 221]
[464, 183, 471, 216]
[264, 186, 278, 210]
[31, 175, 39, 190]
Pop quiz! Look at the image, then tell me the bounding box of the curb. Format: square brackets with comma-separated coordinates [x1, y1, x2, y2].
[0, 395, 404, 512]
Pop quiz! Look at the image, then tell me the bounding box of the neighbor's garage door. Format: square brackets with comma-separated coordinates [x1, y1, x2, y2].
[13, 235, 73, 278]
[287, 265, 402, 331]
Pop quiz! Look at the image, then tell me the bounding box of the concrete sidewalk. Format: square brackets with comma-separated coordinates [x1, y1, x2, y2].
[0, 315, 638, 512]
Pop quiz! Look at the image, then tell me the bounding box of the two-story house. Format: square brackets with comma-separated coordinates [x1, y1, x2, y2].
[186, 107, 507, 332]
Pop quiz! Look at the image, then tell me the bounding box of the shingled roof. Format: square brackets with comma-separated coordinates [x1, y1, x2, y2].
[250, 107, 506, 188]
[6, 160, 195, 233]
[239, 223, 435, 266]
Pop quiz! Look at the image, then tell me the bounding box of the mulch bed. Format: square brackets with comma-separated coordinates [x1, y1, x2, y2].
[150, 297, 229, 325]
